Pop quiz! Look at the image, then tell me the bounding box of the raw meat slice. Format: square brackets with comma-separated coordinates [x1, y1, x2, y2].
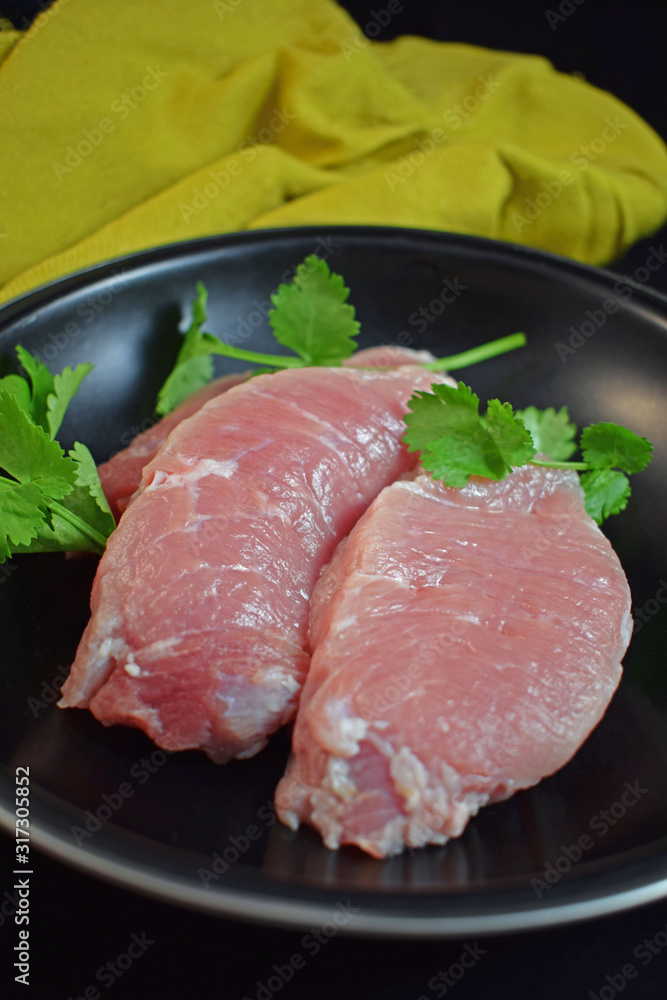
[276, 465, 633, 857]
[98, 372, 248, 519]
[60, 362, 452, 762]
[98, 347, 435, 519]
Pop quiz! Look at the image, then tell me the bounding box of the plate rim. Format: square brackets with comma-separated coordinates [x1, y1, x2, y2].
[1, 224, 666, 937]
[3, 224, 667, 320]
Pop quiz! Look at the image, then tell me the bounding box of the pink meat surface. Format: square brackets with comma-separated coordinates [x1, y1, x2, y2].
[276, 465, 633, 857]
[60, 360, 451, 762]
[97, 347, 434, 520]
[98, 372, 249, 519]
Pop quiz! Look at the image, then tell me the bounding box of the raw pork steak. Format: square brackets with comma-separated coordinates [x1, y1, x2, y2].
[276, 465, 632, 856]
[60, 362, 449, 761]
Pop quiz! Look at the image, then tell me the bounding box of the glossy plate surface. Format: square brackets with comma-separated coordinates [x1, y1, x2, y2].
[0, 227, 666, 937]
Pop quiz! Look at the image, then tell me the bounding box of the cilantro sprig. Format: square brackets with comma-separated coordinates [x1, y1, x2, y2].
[403, 382, 652, 524]
[156, 255, 527, 415]
[156, 257, 359, 415]
[0, 350, 115, 562]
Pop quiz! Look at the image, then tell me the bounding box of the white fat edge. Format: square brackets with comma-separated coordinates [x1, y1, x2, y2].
[119, 636, 183, 677]
[279, 809, 300, 831]
[357, 816, 408, 858]
[123, 651, 141, 678]
[325, 757, 357, 802]
[389, 746, 429, 813]
[446, 793, 491, 838]
[310, 788, 344, 850]
[423, 784, 453, 824]
[322, 698, 368, 755]
[144, 458, 238, 492]
[438, 758, 464, 800]
[619, 604, 634, 653]
[259, 668, 301, 710]
[233, 738, 268, 761]
[139, 636, 180, 659]
[97, 635, 128, 662]
[405, 815, 450, 850]
[218, 670, 300, 741]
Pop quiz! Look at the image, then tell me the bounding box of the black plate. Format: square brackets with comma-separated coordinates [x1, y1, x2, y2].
[1, 227, 666, 937]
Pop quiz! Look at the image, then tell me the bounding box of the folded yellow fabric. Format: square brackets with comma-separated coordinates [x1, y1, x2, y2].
[1, 0, 667, 305]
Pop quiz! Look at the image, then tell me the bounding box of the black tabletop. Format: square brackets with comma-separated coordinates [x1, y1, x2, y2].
[1, 1, 667, 997]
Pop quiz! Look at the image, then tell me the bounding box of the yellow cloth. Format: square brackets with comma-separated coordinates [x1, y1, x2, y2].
[1, 0, 667, 305]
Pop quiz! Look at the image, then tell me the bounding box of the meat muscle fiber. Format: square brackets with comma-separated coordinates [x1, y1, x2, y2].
[98, 348, 435, 520]
[60, 360, 450, 761]
[98, 372, 248, 520]
[276, 465, 632, 857]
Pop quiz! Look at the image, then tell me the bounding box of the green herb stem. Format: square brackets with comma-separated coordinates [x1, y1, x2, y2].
[529, 459, 589, 471]
[424, 333, 527, 372]
[48, 499, 108, 553]
[209, 343, 305, 369]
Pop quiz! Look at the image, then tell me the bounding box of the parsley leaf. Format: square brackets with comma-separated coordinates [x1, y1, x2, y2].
[403, 384, 652, 524]
[0, 480, 50, 559]
[269, 256, 359, 366]
[2, 347, 94, 441]
[403, 382, 535, 487]
[0, 393, 77, 499]
[156, 282, 215, 416]
[12, 444, 115, 555]
[516, 405, 577, 461]
[154, 258, 528, 415]
[580, 469, 631, 524]
[581, 422, 652, 474]
[15, 345, 54, 432]
[0, 357, 114, 562]
[484, 399, 536, 469]
[68, 442, 116, 536]
[0, 373, 31, 411]
[155, 258, 360, 415]
[46, 363, 94, 439]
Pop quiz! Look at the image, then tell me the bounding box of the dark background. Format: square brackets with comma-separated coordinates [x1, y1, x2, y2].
[1, 1, 667, 997]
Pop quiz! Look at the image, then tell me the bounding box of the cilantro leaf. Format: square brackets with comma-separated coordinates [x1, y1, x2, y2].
[156, 355, 214, 417]
[0, 480, 50, 560]
[516, 405, 578, 461]
[7, 495, 109, 555]
[15, 345, 55, 432]
[0, 392, 77, 499]
[581, 422, 652, 475]
[69, 442, 116, 536]
[0, 374, 31, 412]
[0, 374, 115, 561]
[403, 382, 535, 487]
[156, 283, 216, 416]
[580, 469, 631, 524]
[269, 255, 359, 366]
[5, 443, 114, 556]
[402, 383, 651, 524]
[155, 261, 527, 415]
[484, 400, 536, 469]
[46, 363, 94, 439]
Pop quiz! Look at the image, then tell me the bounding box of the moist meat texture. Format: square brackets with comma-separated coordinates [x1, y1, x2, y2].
[98, 372, 248, 520]
[98, 348, 436, 520]
[60, 362, 449, 762]
[276, 465, 633, 857]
